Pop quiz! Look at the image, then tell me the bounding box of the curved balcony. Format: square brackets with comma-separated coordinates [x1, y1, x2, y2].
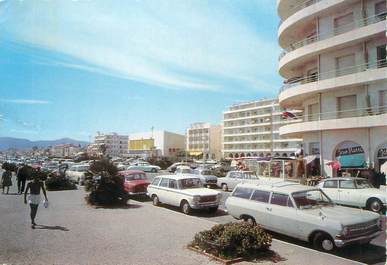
[278, 0, 322, 25]
[279, 105, 387, 137]
[279, 14, 386, 77]
[279, 0, 350, 48]
[279, 60, 387, 108]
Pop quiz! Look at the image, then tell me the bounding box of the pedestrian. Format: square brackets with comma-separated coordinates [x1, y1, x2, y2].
[1, 167, 12, 194]
[24, 175, 48, 229]
[16, 165, 28, 194]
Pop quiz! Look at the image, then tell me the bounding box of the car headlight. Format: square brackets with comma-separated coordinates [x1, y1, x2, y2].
[192, 195, 200, 203]
[341, 226, 349, 236]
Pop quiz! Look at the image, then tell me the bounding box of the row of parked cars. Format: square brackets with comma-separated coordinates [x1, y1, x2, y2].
[118, 167, 385, 253]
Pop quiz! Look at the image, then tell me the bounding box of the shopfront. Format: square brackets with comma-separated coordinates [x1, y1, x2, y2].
[376, 143, 387, 173]
[335, 141, 366, 169]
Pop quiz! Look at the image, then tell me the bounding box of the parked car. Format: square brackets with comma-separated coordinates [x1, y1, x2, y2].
[167, 162, 190, 173]
[147, 174, 221, 214]
[127, 162, 160, 173]
[118, 170, 150, 196]
[217, 171, 260, 191]
[192, 168, 218, 188]
[225, 182, 383, 252]
[65, 164, 90, 185]
[317, 177, 386, 213]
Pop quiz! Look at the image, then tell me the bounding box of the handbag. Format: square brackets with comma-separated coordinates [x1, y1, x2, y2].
[43, 200, 49, 208]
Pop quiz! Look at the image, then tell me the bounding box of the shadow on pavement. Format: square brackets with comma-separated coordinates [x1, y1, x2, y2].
[94, 203, 142, 209]
[269, 231, 386, 265]
[129, 195, 152, 202]
[1, 192, 20, 195]
[35, 225, 69, 231]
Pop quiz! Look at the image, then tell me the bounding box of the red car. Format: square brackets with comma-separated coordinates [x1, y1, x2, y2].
[118, 170, 150, 196]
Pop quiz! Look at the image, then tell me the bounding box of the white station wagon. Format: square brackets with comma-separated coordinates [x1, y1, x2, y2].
[318, 177, 386, 213]
[225, 182, 382, 252]
[147, 175, 221, 215]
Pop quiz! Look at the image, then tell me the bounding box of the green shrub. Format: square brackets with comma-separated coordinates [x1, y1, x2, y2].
[85, 159, 129, 206]
[45, 175, 77, 191]
[190, 222, 272, 260]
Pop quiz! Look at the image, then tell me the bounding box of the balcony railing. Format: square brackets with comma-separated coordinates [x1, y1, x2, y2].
[279, 59, 387, 93]
[279, 13, 386, 60]
[279, 0, 321, 26]
[284, 105, 387, 123]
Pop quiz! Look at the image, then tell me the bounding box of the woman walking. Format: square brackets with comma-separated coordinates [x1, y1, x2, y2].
[1, 167, 12, 194]
[24, 175, 48, 229]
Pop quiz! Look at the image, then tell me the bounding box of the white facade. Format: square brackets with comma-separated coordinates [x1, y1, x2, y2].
[128, 131, 185, 158]
[223, 99, 302, 159]
[186, 123, 222, 160]
[94, 132, 128, 157]
[50, 144, 81, 158]
[277, 0, 387, 176]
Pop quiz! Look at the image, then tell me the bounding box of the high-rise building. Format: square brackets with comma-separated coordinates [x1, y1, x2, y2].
[186, 123, 222, 160]
[222, 99, 302, 159]
[91, 132, 128, 157]
[277, 0, 387, 176]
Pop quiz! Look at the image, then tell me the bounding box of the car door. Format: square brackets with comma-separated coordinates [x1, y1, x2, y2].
[157, 178, 170, 203]
[228, 172, 241, 190]
[338, 180, 357, 206]
[265, 192, 299, 238]
[249, 189, 271, 227]
[320, 180, 339, 202]
[167, 179, 180, 206]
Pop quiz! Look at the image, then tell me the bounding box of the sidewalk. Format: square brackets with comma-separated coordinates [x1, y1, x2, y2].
[0, 180, 363, 265]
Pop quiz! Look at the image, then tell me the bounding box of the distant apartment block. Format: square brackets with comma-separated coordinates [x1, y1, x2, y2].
[222, 99, 302, 159]
[89, 132, 128, 157]
[50, 144, 81, 158]
[186, 123, 222, 160]
[277, 0, 387, 176]
[128, 131, 185, 158]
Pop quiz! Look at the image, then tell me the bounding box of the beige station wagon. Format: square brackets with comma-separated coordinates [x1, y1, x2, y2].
[225, 182, 383, 252]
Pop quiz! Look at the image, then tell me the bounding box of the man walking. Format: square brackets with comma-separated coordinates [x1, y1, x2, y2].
[17, 165, 28, 194]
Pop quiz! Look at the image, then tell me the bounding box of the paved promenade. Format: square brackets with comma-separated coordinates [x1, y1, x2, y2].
[0, 178, 367, 265]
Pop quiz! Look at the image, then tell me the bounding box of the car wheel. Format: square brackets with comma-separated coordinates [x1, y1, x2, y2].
[367, 198, 382, 213]
[207, 206, 218, 213]
[313, 232, 335, 252]
[151, 168, 157, 173]
[152, 195, 160, 206]
[181, 200, 191, 215]
[221, 184, 228, 192]
[243, 216, 256, 226]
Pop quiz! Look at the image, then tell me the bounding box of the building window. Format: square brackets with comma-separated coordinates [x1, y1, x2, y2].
[307, 103, 319, 121]
[380, 90, 387, 113]
[377, 45, 386, 68]
[309, 142, 320, 155]
[337, 95, 357, 118]
[334, 12, 354, 35]
[335, 54, 355, 76]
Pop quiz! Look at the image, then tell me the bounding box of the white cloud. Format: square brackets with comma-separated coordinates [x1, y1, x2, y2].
[1, 0, 280, 92]
[0, 99, 52, 105]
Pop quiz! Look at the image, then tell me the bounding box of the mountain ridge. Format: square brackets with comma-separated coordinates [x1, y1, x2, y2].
[0, 137, 89, 150]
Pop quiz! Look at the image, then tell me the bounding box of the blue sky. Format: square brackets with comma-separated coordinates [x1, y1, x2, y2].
[0, 0, 281, 141]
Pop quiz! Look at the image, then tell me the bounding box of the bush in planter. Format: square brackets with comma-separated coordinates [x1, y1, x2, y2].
[85, 158, 129, 206]
[190, 222, 272, 260]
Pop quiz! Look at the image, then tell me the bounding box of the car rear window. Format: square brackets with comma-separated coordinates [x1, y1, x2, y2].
[251, 190, 270, 203]
[232, 187, 253, 199]
[270, 193, 292, 207]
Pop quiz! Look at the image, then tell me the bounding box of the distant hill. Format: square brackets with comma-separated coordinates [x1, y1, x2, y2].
[0, 137, 89, 150]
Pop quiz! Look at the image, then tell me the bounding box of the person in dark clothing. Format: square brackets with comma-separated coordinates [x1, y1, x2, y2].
[16, 165, 28, 194]
[1, 168, 12, 194]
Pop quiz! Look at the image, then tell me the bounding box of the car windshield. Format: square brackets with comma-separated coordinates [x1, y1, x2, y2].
[179, 168, 193, 174]
[78, 166, 89, 172]
[200, 170, 212, 175]
[292, 190, 333, 209]
[355, 179, 374, 189]
[126, 174, 146, 181]
[178, 178, 202, 189]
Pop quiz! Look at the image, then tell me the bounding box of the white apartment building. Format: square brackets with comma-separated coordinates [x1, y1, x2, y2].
[50, 144, 81, 158]
[128, 131, 185, 158]
[186, 123, 222, 160]
[223, 99, 302, 159]
[93, 132, 128, 157]
[277, 0, 387, 176]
